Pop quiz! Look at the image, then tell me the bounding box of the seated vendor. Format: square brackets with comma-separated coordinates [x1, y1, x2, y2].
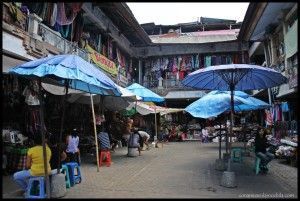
[127, 128, 142, 156]
[255, 127, 274, 172]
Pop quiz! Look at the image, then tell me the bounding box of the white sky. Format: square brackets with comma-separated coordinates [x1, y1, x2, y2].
[127, 3, 249, 25]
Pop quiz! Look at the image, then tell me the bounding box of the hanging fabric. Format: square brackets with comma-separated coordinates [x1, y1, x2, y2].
[221, 55, 226, 65]
[40, 2, 48, 21]
[50, 3, 57, 27]
[167, 57, 173, 72]
[216, 55, 222, 65]
[191, 55, 195, 70]
[172, 57, 178, 73]
[56, 3, 81, 26]
[211, 55, 217, 66]
[265, 109, 273, 126]
[204, 56, 211, 67]
[281, 102, 289, 112]
[194, 54, 199, 69]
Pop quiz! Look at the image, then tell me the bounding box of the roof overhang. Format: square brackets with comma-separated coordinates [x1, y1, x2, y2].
[238, 3, 295, 42]
[250, 3, 295, 41]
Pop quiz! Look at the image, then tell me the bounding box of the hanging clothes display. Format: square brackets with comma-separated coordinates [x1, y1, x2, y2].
[179, 71, 185, 80]
[54, 22, 71, 39]
[204, 56, 211, 67]
[265, 109, 273, 126]
[185, 56, 192, 71]
[194, 54, 199, 69]
[172, 57, 178, 73]
[72, 11, 84, 42]
[221, 55, 227, 65]
[56, 3, 82, 26]
[167, 57, 173, 72]
[211, 55, 217, 66]
[216, 55, 222, 65]
[192, 55, 196, 70]
[226, 55, 232, 64]
[22, 81, 46, 139]
[233, 54, 239, 64]
[281, 102, 289, 112]
[50, 3, 57, 26]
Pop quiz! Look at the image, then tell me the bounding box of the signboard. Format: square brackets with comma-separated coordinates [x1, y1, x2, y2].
[85, 44, 117, 77]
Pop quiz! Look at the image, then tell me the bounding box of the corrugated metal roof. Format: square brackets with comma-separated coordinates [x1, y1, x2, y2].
[150, 34, 238, 44]
[149, 29, 239, 43]
[165, 90, 206, 99]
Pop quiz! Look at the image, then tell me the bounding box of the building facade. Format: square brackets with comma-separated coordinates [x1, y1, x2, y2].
[238, 2, 298, 135]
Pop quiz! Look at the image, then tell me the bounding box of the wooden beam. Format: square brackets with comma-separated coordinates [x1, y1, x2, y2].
[135, 41, 248, 58]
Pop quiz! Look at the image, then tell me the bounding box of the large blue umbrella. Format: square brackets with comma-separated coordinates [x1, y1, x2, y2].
[182, 64, 287, 176]
[126, 83, 165, 102]
[185, 91, 257, 118]
[185, 90, 270, 168]
[9, 54, 121, 96]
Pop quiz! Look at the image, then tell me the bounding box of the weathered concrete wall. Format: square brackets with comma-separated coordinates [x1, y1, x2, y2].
[135, 41, 249, 58]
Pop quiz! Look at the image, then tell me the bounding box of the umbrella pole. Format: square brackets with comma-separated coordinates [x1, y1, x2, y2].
[228, 86, 235, 172]
[154, 107, 157, 137]
[90, 94, 100, 172]
[219, 119, 222, 160]
[38, 79, 50, 198]
[57, 80, 69, 174]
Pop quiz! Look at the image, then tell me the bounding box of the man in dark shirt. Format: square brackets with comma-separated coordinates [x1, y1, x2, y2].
[255, 128, 274, 171]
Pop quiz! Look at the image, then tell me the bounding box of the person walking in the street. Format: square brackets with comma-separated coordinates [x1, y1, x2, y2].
[13, 133, 51, 194]
[255, 127, 274, 172]
[138, 130, 150, 150]
[66, 128, 80, 164]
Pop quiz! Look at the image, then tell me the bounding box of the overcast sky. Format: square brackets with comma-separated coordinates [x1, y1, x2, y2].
[127, 3, 249, 25]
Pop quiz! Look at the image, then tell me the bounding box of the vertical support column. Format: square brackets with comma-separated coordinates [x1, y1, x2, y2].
[138, 59, 142, 84]
[28, 13, 43, 40]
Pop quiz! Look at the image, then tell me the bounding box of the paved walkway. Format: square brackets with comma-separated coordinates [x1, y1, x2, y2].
[2, 142, 298, 198]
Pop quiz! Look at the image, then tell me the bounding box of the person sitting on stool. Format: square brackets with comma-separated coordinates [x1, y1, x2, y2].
[97, 127, 111, 161]
[255, 127, 274, 172]
[128, 128, 142, 156]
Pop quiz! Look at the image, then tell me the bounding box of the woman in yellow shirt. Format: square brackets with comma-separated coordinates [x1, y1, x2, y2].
[13, 133, 51, 192]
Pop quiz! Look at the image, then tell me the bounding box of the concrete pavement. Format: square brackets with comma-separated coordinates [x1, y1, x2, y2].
[2, 141, 298, 198]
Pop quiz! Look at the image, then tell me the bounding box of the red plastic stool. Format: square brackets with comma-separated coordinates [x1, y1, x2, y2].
[99, 150, 111, 167]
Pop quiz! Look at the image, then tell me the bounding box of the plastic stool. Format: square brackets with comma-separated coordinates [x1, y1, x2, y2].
[60, 165, 71, 188]
[26, 176, 46, 198]
[65, 162, 82, 187]
[254, 156, 261, 175]
[254, 156, 269, 175]
[99, 150, 111, 167]
[231, 147, 242, 163]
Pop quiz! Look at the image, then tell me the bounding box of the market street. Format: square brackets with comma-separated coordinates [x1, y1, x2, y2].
[3, 142, 297, 198]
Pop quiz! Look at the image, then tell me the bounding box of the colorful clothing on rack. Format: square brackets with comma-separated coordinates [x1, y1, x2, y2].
[281, 102, 289, 112]
[204, 56, 211, 67]
[265, 109, 273, 126]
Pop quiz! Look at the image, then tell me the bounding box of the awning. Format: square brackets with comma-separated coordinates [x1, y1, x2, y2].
[126, 101, 184, 116]
[164, 90, 206, 99]
[2, 54, 28, 73]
